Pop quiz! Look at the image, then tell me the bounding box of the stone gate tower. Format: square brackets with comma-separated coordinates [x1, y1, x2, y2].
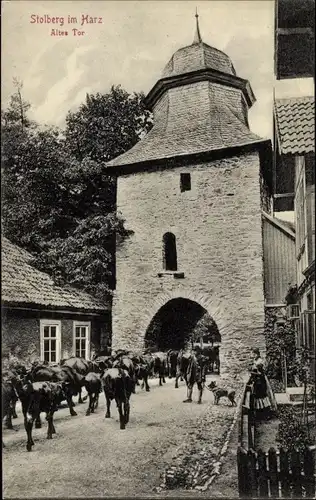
[106, 17, 272, 376]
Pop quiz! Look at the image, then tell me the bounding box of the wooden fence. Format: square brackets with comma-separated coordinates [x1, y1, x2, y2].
[237, 379, 316, 498]
[237, 381, 256, 450]
[237, 446, 316, 498]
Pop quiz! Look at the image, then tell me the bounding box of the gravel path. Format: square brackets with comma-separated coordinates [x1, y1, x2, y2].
[3, 375, 236, 498]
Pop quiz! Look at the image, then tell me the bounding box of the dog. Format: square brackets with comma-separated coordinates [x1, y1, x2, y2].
[207, 381, 236, 406]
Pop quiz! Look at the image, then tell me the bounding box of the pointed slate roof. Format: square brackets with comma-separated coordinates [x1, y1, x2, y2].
[2, 237, 109, 312]
[106, 16, 263, 171]
[274, 96, 314, 155]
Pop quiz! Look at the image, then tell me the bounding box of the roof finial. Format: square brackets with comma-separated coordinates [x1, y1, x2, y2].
[193, 8, 202, 44]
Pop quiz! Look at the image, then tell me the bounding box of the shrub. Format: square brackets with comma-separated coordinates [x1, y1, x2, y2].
[276, 406, 312, 452]
[265, 315, 296, 383]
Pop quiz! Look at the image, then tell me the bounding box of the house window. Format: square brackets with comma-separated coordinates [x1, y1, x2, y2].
[40, 320, 61, 363]
[73, 321, 91, 359]
[163, 232, 177, 271]
[180, 173, 191, 192]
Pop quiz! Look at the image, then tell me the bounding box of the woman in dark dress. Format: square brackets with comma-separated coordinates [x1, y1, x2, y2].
[249, 348, 277, 418]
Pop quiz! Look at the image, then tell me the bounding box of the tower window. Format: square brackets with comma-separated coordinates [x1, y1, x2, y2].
[163, 232, 177, 271]
[180, 173, 191, 192]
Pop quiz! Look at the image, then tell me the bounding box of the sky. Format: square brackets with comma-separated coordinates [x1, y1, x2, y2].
[2, 0, 313, 140]
[2, 0, 275, 138]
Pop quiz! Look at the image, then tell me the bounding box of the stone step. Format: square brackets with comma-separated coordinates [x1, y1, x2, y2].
[275, 391, 314, 408]
[286, 387, 306, 402]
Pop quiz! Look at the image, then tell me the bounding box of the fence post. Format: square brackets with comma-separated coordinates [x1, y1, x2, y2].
[257, 449, 269, 498]
[237, 446, 249, 497]
[247, 449, 258, 497]
[303, 448, 316, 498]
[268, 447, 278, 498]
[291, 450, 303, 497]
[279, 447, 291, 497]
[248, 389, 255, 450]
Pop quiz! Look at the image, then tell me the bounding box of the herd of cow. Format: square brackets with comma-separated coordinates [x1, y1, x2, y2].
[2, 345, 221, 452]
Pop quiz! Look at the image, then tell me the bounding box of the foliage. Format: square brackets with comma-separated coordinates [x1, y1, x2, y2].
[291, 345, 315, 386]
[276, 406, 312, 452]
[265, 312, 296, 383]
[192, 313, 221, 344]
[269, 378, 285, 394]
[64, 85, 152, 163]
[2, 83, 150, 300]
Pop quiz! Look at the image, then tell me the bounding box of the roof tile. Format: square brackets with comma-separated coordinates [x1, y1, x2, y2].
[275, 96, 314, 155]
[1, 237, 108, 312]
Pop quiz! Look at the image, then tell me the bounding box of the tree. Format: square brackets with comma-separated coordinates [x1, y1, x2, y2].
[2, 83, 151, 300]
[65, 85, 152, 164]
[192, 313, 221, 345]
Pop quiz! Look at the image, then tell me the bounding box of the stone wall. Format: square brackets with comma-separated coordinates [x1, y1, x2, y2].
[113, 150, 267, 376]
[1, 308, 109, 361]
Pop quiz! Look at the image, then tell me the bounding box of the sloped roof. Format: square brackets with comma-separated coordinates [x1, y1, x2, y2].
[162, 42, 236, 79]
[262, 212, 295, 239]
[1, 237, 108, 312]
[274, 96, 314, 155]
[106, 85, 263, 169]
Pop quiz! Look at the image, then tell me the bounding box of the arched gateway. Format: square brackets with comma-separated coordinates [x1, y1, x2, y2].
[144, 298, 221, 351]
[107, 17, 270, 377]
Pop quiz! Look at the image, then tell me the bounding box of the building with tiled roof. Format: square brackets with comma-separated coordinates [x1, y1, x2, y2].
[2, 237, 111, 362]
[274, 0, 315, 382]
[274, 96, 314, 155]
[109, 15, 274, 377]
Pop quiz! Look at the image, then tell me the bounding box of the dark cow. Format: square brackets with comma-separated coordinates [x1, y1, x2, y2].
[84, 372, 102, 416]
[17, 380, 66, 451]
[112, 356, 136, 393]
[3, 363, 29, 420]
[25, 364, 85, 420]
[151, 352, 167, 386]
[142, 352, 155, 376]
[167, 350, 179, 378]
[93, 355, 113, 371]
[128, 355, 151, 392]
[175, 350, 191, 388]
[60, 357, 99, 403]
[135, 363, 151, 392]
[112, 349, 130, 360]
[102, 368, 134, 429]
[183, 353, 208, 404]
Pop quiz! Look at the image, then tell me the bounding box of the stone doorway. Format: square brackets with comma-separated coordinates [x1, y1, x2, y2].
[144, 297, 221, 352]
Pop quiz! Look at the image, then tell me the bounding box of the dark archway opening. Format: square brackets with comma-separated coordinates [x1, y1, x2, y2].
[144, 298, 221, 351]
